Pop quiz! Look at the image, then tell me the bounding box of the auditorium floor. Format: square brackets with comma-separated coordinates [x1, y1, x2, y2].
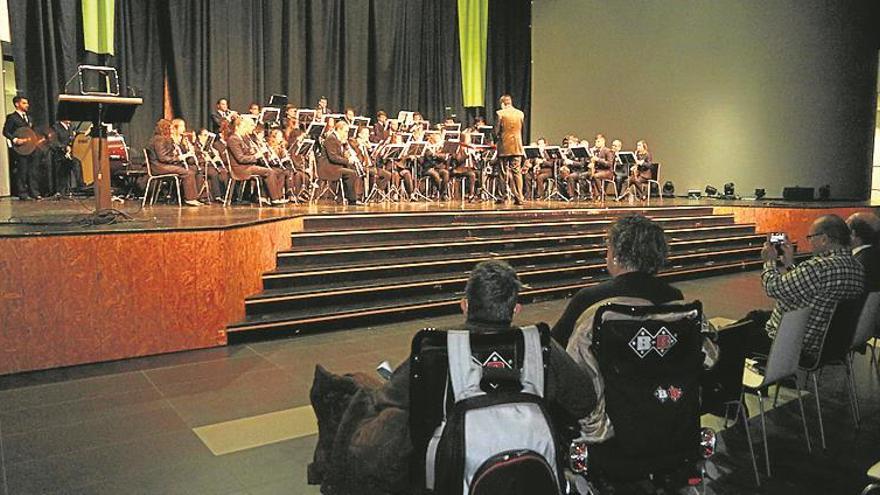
[0, 272, 878, 494]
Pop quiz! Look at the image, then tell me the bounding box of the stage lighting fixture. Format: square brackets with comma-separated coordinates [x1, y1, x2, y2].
[754, 188, 766, 199]
[818, 184, 831, 201]
[662, 181, 675, 198]
[687, 189, 702, 199]
[704, 185, 718, 197]
[723, 183, 735, 197]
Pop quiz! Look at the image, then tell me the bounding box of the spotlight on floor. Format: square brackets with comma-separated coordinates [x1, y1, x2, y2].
[722, 182, 739, 200]
[704, 185, 718, 197]
[662, 181, 675, 198]
[754, 188, 766, 200]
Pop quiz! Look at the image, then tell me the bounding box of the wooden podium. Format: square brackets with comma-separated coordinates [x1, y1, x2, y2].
[56, 94, 142, 210]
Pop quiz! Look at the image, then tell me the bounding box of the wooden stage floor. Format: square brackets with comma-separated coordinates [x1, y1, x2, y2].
[1, 195, 877, 237]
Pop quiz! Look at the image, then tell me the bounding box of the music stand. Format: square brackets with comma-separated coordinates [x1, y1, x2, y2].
[382, 144, 405, 160]
[296, 109, 316, 126]
[441, 140, 459, 155]
[56, 94, 142, 210]
[352, 116, 371, 129]
[468, 132, 484, 145]
[570, 146, 591, 160]
[295, 139, 315, 156]
[260, 107, 281, 127]
[268, 94, 288, 108]
[306, 122, 325, 140]
[524, 146, 541, 160]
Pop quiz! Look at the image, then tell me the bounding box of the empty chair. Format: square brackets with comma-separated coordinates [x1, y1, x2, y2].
[741, 307, 813, 477]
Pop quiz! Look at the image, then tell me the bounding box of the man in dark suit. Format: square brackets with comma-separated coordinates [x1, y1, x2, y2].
[210, 98, 235, 133]
[589, 133, 616, 201]
[492, 94, 525, 204]
[847, 212, 880, 292]
[50, 120, 83, 196]
[370, 110, 390, 143]
[3, 96, 41, 200]
[317, 121, 361, 205]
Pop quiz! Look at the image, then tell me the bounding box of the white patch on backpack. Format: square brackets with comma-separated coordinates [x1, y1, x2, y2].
[629, 326, 678, 358]
[654, 385, 684, 404]
[482, 351, 512, 370]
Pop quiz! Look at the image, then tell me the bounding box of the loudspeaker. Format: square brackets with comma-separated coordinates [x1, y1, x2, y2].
[782, 186, 814, 201]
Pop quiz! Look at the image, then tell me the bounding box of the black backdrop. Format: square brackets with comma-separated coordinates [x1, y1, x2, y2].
[10, 0, 532, 152]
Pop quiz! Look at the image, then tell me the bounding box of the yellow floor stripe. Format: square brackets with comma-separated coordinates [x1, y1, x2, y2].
[193, 405, 318, 456]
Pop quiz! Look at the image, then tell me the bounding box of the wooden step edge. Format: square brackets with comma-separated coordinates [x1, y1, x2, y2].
[279, 224, 759, 258]
[229, 260, 764, 333]
[266, 235, 766, 280]
[290, 214, 735, 239]
[249, 247, 762, 305]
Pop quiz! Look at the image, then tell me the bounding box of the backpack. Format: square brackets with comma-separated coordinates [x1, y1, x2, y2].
[425, 326, 561, 495]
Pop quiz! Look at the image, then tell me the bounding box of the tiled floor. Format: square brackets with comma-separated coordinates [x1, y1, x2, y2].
[0, 272, 878, 494]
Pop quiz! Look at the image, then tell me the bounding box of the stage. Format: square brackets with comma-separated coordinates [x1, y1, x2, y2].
[1, 196, 877, 376]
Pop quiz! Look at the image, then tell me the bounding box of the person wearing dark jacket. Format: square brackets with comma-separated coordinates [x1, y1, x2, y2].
[552, 215, 683, 347]
[847, 212, 880, 292]
[309, 260, 597, 495]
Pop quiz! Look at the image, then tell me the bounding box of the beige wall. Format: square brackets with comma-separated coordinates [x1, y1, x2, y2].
[532, 0, 878, 200]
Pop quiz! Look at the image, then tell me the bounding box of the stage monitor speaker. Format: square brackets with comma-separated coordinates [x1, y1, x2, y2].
[782, 186, 814, 201]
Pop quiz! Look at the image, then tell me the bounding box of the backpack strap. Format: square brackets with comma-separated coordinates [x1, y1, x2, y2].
[447, 330, 485, 402]
[519, 325, 545, 398]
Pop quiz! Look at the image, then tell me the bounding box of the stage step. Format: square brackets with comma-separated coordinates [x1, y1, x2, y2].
[300, 206, 716, 231]
[228, 207, 767, 338]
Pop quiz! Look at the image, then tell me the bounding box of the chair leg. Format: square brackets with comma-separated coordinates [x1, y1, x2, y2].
[223, 179, 234, 207]
[738, 396, 761, 487]
[772, 383, 781, 408]
[142, 178, 152, 208]
[793, 376, 812, 453]
[846, 354, 861, 427]
[174, 178, 182, 207]
[756, 389, 771, 477]
[811, 373, 827, 450]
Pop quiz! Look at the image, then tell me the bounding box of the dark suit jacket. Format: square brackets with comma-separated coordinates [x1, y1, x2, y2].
[551, 271, 684, 347]
[493, 107, 525, 157]
[855, 245, 880, 293]
[149, 135, 181, 166]
[52, 122, 73, 151]
[317, 133, 352, 180]
[591, 146, 614, 170]
[370, 122, 389, 143]
[226, 134, 259, 168]
[3, 112, 32, 146]
[210, 110, 233, 133]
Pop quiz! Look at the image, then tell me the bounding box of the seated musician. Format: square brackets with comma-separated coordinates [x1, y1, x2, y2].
[316, 96, 331, 119]
[353, 126, 390, 199]
[379, 133, 414, 201]
[343, 107, 356, 125]
[317, 120, 361, 205]
[370, 110, 390, 143]
[422, 131, 450, 200]
[226, 116, 287, 205]
[564, 135, 591, 200]
[532, 137, 556, 199]
[197, 128, 229, 202]
[622, 140, 654, 200]
[287, 129, 313, 199]
[247, 102, 261, 118]
[281, 104, 299, 139]
[450, 132, 478, 201]
[589, 133, 616, 200]
[267, 128, 298, 200]
[610, 139, 627, 192]
[148, 119, 202, 207]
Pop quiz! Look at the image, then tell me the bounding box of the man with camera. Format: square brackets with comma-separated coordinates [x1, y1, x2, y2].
[742, 215, 864, 360]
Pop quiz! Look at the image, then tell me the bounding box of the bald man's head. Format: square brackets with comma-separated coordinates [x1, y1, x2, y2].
[810, 214, 850, 252]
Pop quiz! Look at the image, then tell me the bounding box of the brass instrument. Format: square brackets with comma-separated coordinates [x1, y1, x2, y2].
[345, 141, 367, 178]
[175, 133, 200, 171]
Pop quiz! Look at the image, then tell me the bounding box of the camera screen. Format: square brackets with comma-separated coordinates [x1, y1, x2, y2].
[769, 232, 787, 244]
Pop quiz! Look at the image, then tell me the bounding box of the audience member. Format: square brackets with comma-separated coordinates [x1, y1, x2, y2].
[560, 215, 716, 443]
[741, 214, 864, 360]
[847, 211, 880, 292]
[308, 260, 597, 494]
[552, 214, 683, 347]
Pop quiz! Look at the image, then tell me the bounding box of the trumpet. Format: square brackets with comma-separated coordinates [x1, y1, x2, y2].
[346, 142, 366, 178]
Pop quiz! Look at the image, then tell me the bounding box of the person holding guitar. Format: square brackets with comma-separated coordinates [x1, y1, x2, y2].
[3, 96, 42, 200]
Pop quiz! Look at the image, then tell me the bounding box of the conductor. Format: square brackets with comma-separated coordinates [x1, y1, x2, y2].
[493, 94, 525, 205]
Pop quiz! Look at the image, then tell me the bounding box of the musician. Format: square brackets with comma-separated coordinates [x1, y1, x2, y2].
[451, 132, 477, 201]
[316, 96, 331, 119]
[197, 128, 229, 201]
[317, 120, 361, 205]
[493, 94, 525, 205]
[422, 131, 450, 200]
[532, 137, 555, 199]
[343, 108, 356, 125]
[148, 119, 202, 207]
[287, 129, 313, 199]
[3, 96, 42, 200]
[247, 102, 261, 118]
[352, 126, 390, 199]
[281, 105, 298, 135]
[610, 139, 627, 191]
[172, 118, 209, 199]
[210, 98, 235, 133]
[589, 133, 615, 200]
[266, 128, 298, 199]
[226, 116, 287, 205]
[380, 133, 414, 200]
[50, 120, 83, 196]
[564, 135, 591, 200]
[623, 140, 654, 199]
[371, 110, 390, 143]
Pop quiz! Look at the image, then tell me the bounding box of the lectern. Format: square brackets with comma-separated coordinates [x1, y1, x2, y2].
[56, 94, 142, 210]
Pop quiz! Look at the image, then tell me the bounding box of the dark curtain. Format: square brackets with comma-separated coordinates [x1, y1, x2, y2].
[8, 0, 82, 129]
[111, 0, 167, 153]
[163, 0, 465, 131]
[485, 0, 531, 139]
